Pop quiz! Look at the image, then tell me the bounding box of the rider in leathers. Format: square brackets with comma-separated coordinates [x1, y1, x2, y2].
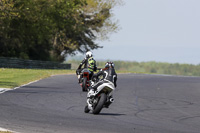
[76, 51, 97, 83]
[89, 61, 117, 108]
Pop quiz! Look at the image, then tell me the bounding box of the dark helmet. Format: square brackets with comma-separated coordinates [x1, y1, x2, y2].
[105, 61, 115, 68]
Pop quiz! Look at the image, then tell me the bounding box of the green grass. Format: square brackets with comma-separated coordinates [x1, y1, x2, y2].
[0, 68, 135, 89]
[0, 131, 11, 133]
[0, 68, 75, 88]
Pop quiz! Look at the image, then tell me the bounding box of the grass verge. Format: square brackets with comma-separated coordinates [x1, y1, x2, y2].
[0, 68, 75, 88]
[0, 131, 12, 133]
[0, 68, 137, 89]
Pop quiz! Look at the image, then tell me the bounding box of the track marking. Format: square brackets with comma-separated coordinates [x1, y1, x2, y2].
[0, 127, 18, 133]
[0, 80, 40, 94]
[0, 74, 74, 95]
[0, 88, 10, 94]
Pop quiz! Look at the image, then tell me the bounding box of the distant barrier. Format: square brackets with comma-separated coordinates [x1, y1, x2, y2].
[0, 57, 71, 69]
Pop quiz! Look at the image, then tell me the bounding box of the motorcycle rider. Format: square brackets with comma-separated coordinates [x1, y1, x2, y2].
[76, 51, 97, 83]
[88, 61, 117, 108]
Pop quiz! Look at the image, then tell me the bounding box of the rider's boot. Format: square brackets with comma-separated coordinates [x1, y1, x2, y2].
[87, 88, 95, 98]
[78, 75, 81, 83]
[86, 89, 96, 110]
[86, 98, 93, 110]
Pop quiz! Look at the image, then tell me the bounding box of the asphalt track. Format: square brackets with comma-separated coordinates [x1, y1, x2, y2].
[1, 74, 200, 133]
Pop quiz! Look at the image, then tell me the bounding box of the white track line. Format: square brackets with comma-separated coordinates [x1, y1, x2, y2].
[0, 88, 9, 94]
[1, 73, 198, 94]
[0, 127, 17, 133]
[0, 127, 8, 131]
[0, 79, 40, 95]
[0, 80, 41, 133]
[0, 74, 75, 133]
[0, 74, 73, 94]
[13, 80, 40, 90]
[0, 73, 198, 132]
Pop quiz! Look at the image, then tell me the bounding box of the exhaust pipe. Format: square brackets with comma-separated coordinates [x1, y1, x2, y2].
[110, 98, 114, 103]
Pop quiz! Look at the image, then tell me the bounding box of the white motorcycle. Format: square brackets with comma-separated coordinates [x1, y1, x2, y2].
[84, 80, 115, 114]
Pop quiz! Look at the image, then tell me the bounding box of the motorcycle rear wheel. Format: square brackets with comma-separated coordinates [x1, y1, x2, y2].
[82, 77, 87, 92]
[93, 93, 107, 114]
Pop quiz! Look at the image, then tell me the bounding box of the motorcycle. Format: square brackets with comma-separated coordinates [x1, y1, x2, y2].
[77, 68, 91, 92]
[84, 80, 115, 114]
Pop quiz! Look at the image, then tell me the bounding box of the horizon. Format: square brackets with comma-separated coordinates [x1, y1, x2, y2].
[66, 54, 200, 65]
[89, 0, 200, 65]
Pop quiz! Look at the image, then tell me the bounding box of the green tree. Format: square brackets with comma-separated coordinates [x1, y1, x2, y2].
[0, 0, 123, 61]
[51, 0, 123, 61]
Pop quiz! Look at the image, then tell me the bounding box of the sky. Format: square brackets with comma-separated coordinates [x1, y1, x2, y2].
[80, 0, 200, 65]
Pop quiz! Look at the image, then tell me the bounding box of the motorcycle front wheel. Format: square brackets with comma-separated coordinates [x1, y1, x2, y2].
[84, 105, 90, 113]
[93, 93, 107, 114]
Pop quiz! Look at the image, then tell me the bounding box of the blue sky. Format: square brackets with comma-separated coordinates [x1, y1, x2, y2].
[90, 0, 200, 65]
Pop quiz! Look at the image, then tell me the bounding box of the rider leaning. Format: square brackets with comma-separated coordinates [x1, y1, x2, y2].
[76, 51, 97, 83]
[92, 61, 117, 88]
[89, 61, 117, 108]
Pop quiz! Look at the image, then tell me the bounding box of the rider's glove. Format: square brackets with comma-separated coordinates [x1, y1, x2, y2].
[90, 81, 94, 86]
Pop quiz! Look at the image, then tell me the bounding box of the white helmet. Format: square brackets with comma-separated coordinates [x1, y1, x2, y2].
[86, 51, 93, 58]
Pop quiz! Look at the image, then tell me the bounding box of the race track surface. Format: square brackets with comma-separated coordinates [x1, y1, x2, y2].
[0, 74, 200, 133]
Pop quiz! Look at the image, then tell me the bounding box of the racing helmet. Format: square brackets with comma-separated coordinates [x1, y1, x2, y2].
[86, 51, 93, 58]
[111, 62, 115, 68]
[105, 61, 115, 68]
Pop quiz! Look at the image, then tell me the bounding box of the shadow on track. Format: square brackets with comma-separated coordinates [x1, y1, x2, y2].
[98, 113, 126, 116]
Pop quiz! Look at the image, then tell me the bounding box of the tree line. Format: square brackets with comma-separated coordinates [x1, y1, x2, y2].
[0, 0, 123, 61]
[67, 59, 200, 76]
[112, 61, 200, 76]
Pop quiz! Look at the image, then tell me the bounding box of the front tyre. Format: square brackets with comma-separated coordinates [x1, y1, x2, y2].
[84, 105, 90, 113]
[93, 93, 107, 114]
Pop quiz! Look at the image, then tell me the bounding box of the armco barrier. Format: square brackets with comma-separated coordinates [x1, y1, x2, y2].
[0, 57, 71, 69]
